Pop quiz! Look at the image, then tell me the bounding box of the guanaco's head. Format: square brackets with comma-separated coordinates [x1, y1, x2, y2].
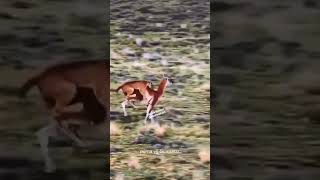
[162, 74, 174, 86]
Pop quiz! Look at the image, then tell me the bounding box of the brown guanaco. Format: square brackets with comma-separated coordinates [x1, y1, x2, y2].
[118, 75, 173, 124]
[115, 80, 152, 116]
[19, 60, 108, 173]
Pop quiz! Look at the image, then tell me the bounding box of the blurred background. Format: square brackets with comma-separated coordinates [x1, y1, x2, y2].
[110, 0, 210, 179]
[213, 0, 320, 179]
[0, 0, 107, 179]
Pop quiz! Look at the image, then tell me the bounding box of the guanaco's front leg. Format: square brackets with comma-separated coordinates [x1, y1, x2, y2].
[145, 103, 154, 124]
[121, 99, 129, 116]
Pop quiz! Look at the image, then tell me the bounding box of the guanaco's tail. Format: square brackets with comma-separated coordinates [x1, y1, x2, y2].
[111, 85, 123, 93]
[19, 75, 40, 98]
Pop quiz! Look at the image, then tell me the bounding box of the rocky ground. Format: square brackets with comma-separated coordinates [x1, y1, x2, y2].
[110, 0, 210, 179]
[214, 0, 320, 179]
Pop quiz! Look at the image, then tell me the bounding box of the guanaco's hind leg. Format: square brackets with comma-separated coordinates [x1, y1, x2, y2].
[121, 99, 138, 117]
[40, 79, 77, 117]
[36, 122, 59, 173]
[124, 96, 139, 117]
[125, 88, 136, 98]
[128, 94, 137, 98]
[37, 121, 86, 173]
[129, 101, 137, 108]
[59, 121, 87, 147]
[127, 96, 138, 108]
[121, 99, 129, 116]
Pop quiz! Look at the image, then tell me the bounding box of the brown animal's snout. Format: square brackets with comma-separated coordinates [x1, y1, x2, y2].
[168, 78, 174, 84]
[164, 77, 174, 86]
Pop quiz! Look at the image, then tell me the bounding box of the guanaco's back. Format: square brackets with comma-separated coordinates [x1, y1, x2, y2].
[116, 80, 152, 97]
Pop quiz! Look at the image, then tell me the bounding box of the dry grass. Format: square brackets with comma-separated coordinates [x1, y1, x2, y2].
[172, 126, 209, 138]
[154, 125, 168, 137]
[127, 156, 141, 169]
[139, 123, 169, 137]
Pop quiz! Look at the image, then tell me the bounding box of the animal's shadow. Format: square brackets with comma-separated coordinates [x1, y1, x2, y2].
[116, 114, 144, 123]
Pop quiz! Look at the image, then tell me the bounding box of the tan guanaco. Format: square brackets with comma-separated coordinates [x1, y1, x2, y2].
[118, 75, 173, 124]
[19, 60, 108, 173]
[115, 80, 152, 116]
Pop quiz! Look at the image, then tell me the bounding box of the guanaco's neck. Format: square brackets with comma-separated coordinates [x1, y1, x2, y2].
[156, 79, 168, 96]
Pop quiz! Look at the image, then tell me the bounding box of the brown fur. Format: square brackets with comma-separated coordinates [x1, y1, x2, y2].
[136, 78, 170, 110]
[116, 80, 151, 98]
[19, 59, 109, 172]
[121, 78, 173, 123]
[55, 85, 106, 138]
[20, 60, 109, 120]
[55, 86, 106, 124]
